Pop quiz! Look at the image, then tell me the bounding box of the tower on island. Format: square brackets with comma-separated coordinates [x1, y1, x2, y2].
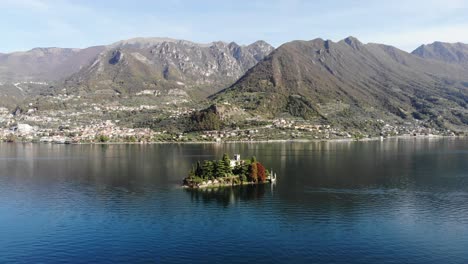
[230, 154, 241, 168]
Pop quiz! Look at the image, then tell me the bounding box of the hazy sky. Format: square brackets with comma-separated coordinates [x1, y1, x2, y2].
[1, 0, 468, 53]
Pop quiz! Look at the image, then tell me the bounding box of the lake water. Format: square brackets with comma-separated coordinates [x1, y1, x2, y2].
[0, 138, 467, 263]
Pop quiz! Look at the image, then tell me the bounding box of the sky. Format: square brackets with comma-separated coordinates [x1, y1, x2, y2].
[1, 0, 468, 53]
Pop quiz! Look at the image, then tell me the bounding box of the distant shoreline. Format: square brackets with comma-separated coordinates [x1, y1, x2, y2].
[80, 134, 467, 144]
[2, 135, 465, 145]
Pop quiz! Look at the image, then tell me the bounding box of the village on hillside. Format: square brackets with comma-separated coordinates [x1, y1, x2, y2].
[0, 100, 459, 144]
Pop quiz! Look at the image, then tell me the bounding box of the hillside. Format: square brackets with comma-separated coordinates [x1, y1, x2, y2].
[0, 46, 105, 83]
[213, 37, 468, 130]
[412, 41, 468, 66]
[64, 38, 274, 99]
[1, 36, 467, 139]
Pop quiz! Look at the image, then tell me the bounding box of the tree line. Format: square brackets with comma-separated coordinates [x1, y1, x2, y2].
[188, 153, 268, 183]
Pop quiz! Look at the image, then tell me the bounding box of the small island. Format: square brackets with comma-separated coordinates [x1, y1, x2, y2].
[183, 154, 276, 188]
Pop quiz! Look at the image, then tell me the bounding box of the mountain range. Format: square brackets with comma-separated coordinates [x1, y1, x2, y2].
[0, 38, 273, 103]
[0, 46, 105, 83]
[412, 41, 468, 66]
[0, 36, 467, 131]
[213, 37, 468, 130]
[65, 38, 273, 98]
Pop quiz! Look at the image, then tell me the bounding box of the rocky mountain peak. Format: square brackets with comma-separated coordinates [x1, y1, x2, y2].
[246, 40, 274, 60]
[412, 41, 468, 65]
[342, 36, 363, 49]
[214, 37, 468, 130]
[0, 46, 105, 83]
[108, 50, 124, 65]
[67, 38, 274, 97]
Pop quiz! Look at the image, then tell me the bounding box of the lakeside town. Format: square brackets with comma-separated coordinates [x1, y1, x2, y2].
[0, 102, 461, 144]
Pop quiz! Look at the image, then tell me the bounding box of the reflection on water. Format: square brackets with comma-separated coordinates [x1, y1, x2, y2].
[0, 138, 467, 263]
[185, 184, 268, 207]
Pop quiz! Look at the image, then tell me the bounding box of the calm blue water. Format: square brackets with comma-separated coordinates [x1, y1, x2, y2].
[0, 138, 467, 263]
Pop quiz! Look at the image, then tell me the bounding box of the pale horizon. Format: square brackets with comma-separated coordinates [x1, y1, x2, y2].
[1, 0, 468, 53]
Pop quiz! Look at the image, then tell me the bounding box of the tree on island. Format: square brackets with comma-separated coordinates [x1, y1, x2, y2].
[257, 162, 267, 182]
[233, 161, 248, 182]
[195, 161, 203, 177]
[248, 161, 258, 182]
[240, 159, 251, 182]
[222, 153, 232, 174]
[233, 163, 242, 175]
[215, 160, 227, 177]
[188, 165, 196, 178]
[202, 160, 214, 179]
[185, 154, 270, 187]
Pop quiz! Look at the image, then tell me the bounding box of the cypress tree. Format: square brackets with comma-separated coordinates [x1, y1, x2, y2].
[188, 165, 196, 178]
[195, 161, 203, 177]
[215, 160, 226, 177]
[233, 163, 242, 175]
[222, 153, 232, 174]
[248, 162, 258, 182]
[202, 160, 214, 179]
[242, 160, 251, 180]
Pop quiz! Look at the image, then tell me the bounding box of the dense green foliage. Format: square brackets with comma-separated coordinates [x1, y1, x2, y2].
[222, 153, 232, 174]
[96, 134, 110, 142]
[286, 95, 322, 120]
[188, 108, 222, 131]
[187, 153, 269, 184]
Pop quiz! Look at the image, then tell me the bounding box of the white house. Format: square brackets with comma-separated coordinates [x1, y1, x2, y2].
[230, 154, 241, 168]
